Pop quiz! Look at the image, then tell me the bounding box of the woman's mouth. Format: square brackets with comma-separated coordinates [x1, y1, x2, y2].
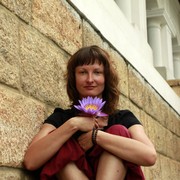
[84, 86, 95, 90]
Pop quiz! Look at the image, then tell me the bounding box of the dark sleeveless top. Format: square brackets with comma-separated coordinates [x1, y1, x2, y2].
[44, 108, 142, 129]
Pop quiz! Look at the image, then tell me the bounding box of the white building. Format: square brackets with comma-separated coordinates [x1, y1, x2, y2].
[70, 0, 180, 114]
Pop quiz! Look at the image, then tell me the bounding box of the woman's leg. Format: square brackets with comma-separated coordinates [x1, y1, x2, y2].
[96, 151, 127, 180]
[95, 125, 128, 180]
[56, 162, 89, 180]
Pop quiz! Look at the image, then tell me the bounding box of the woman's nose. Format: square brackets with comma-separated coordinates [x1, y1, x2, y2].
[87, 73, 94, 82]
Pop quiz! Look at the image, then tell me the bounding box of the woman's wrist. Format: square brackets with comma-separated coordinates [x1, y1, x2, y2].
[92, 128, 100, 145]
[68, 117, 79, 132]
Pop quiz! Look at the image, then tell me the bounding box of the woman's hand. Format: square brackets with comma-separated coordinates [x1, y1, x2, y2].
[95, 116, 108, 128]
[78, 131, 93, 151]
[76, 116, 108, 151]
[72, 116, 95, 132]
[72, 115, 108, 131]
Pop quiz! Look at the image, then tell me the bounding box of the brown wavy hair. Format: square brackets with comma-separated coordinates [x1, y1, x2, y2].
[66, 45, 120, 114]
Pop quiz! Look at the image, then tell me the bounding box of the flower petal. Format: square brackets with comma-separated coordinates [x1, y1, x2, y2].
[74, 96, 106, 116]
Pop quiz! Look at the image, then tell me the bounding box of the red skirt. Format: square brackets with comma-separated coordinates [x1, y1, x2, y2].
[40, 125, 145, 180]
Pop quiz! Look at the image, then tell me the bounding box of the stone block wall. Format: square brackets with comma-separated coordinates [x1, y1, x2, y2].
[0, 0, 180, 179]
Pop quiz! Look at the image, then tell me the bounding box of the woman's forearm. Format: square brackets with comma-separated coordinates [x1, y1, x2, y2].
[24, 119, 78, 170]
[96, 131, 157, 166]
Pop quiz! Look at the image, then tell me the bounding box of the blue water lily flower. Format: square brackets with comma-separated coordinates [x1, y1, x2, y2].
[74, 96, 108, 117]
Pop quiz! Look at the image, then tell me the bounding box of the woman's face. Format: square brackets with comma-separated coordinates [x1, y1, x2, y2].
[75, 62, 105, 99]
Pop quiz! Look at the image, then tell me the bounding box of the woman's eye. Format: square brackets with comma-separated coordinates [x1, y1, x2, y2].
[79, 71, 86, 74]
[94, 71, 102, 74]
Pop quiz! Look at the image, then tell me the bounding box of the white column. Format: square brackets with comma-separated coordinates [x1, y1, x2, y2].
[115, 0, 132, 23]
[173, 46, 180, 79]
[115, 0, 147, 39]
[161, 25, 175, 79]
[174, 58, 180, 78]
[131, 0, 147, 39]
[147, 19, 163, 67]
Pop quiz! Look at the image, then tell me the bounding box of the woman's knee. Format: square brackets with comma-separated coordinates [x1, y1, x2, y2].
[56, 162, 88, 180]
[96, 151, 127, 180]
[105, 125, 131, 138]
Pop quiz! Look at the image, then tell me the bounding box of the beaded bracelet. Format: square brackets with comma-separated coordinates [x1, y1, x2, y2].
[92, 128, 98, 145]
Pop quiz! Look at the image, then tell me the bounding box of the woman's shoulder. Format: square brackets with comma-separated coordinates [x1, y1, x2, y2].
[108, 109, 141, 128]
[110, 109, 135, 117]
[44, 107, 76, 128]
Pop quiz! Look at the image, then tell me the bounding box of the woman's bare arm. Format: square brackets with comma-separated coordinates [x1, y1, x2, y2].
[23, 120, 77, 170]
[24, 116, 95, 170]
[95, 125, 157, 166]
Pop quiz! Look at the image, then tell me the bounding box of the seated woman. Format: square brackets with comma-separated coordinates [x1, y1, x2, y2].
[24, 45, 157, 180]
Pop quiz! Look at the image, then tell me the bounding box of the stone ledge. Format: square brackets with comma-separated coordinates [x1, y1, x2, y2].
[167, 79, 180, 86]
[167, 79, 180, 97]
